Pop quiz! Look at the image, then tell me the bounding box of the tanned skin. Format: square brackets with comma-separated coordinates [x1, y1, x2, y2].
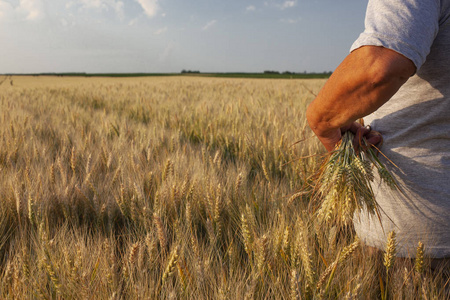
[306, 45, 416, 152]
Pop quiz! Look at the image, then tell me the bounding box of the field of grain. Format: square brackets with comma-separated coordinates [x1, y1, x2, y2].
[0, 76, 446, 299]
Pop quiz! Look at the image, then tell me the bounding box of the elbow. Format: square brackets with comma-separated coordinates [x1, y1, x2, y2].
[368, 67, 405, 91]
[366, 48, 416, 89]
[306, 102, 319, 131]
[306, 102, 334, 136]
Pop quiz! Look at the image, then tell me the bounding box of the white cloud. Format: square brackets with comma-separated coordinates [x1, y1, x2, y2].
[0, 1, 14, 20]
[154, 27, 167, 35]
[0, 0, 44, 21]
[19, 0, 45, 20]
[202, 20, 217, 31]
[77, 0, 125, 17]
[246, 5, 256, 11]
[281, 17, 301, 24]
[281, 1, 296, 9]
[136, 0, 159, 18]
[128, 18, 138, 26]
[114, 1, 124, 17]
[264, 0, 297, 10]
[79, 0, 104, 9]
[66, 1, 75, 9]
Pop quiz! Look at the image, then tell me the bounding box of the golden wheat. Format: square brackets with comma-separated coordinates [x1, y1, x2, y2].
[0, 76, 445, 299]
[415, 241, 425, 274]
[315, 130, 399, 227]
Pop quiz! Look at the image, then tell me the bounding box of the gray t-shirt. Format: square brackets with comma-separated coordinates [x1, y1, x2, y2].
[350, 0, 450, 258]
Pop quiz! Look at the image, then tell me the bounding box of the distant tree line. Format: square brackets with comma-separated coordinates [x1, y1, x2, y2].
[264, 70, 332, 75]
[180, 70, 332, 75]
[181, 70, 200, 74]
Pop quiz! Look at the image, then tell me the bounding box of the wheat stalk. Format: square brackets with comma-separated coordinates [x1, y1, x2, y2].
[27, 194, 36, 226]
[383, 230, 397, 300]
[128, 242, 140, 265]
[316, 237, 359, 295]
[241, 213, 253, 256]
[262, 161, 271, 183]
[256, 234, 269, 275]
[153, 214, 167, 252]
[162, 159, 173, 181]
[70, 146, 76, 176]
[49, 163, 56, 185]
[290, 269, 300, 300]
[282, 225, 290, 257]
[384, 231, 397, 271]
[162, 246, 179, 284]
[414, 241, 425, 274]
[235, 172, 243, 196]
[315, 131, 399, 226]
[42, 254, 63, 296]
[297, 225, 314, 297]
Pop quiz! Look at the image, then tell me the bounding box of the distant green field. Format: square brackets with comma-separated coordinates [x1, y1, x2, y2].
[3, 72, 332, 79]
[202, 72, 332, 79]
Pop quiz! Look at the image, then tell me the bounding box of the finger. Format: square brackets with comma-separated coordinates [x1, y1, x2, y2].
[366, 130, 383, 147]
[350, 122, 363, 134]
[367, 135, 383, 146]
[341, 122, 363, 134]
[353, 126, 370, 152]
[340, 124, 352, 134]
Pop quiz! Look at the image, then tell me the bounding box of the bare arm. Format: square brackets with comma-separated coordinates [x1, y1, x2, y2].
[306, 45, 416, 152]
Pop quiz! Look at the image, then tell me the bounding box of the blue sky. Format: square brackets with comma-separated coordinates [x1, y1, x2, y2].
[0, 0, 368, 73]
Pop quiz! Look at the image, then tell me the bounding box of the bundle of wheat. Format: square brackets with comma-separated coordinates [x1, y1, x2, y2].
[314, 130, 398, 226]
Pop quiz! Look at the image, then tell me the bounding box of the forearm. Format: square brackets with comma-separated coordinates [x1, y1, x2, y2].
[306, 46, 415, 151]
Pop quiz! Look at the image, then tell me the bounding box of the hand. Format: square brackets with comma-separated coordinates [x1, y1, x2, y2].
[341, 122, 383, 153]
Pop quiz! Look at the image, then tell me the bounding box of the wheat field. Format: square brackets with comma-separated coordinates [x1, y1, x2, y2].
[0, 76, 447, 299]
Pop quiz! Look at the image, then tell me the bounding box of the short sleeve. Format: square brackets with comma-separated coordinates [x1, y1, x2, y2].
[351, 0, 440, 70]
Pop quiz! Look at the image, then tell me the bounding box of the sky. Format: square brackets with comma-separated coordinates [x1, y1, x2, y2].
[0, 0, 368, 74]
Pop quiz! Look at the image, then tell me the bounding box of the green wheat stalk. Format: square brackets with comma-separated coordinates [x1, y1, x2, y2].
[314, 131, 398, 226]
